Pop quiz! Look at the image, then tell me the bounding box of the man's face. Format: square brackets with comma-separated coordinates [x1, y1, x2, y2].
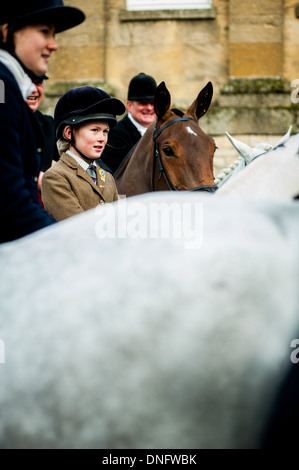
[26, 78, 45, 112]
[127, 100, 156, 128]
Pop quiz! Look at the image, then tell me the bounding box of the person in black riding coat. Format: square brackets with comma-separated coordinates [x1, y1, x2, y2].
[0, 1, 85, 243]
[99, 72, 157, 175]
[25, 74, 59, 207]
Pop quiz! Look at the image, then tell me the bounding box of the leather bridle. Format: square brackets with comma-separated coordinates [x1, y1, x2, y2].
[152, 117, 218, 192]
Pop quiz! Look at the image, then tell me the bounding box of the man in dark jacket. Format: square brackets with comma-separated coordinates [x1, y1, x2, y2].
[25, 75, 59, 174]
[0, 1, 85, 243]
[25, 74, 59, 207]
[99, 73, 157, 175]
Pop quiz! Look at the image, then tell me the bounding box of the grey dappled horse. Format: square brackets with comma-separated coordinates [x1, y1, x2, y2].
[0, 189, 299, 448]
[216, 131, 299, 199]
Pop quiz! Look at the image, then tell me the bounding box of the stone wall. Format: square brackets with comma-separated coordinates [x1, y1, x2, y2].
[43, 0, 299, 171]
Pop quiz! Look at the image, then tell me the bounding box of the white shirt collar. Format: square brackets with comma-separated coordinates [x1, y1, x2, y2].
[0, 50, 34, 99]
[127, 113, 147, 136]
[66, 150, 91, 171]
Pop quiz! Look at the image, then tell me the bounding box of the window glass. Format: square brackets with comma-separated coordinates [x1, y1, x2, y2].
[126, 0, 212, 11]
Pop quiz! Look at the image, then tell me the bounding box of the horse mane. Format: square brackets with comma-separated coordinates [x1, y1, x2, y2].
[113, 121, 157, 179]
[214, 156, 244, 185]
[170, 108, 184, 117]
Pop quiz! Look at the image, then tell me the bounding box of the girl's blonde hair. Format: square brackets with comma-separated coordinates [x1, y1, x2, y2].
[56, 137, 71, 157]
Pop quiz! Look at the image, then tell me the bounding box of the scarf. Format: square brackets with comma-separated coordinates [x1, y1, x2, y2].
[0, 49, 34, 99]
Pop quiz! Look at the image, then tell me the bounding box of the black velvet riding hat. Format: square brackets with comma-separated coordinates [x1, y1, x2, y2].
[55, 85, 126, 138]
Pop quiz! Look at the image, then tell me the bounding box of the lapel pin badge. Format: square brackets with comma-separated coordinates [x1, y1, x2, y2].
[99, 169, 106, 182]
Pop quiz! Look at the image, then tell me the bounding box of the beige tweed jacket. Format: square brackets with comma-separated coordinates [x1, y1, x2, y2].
[41, 152, 119, 221]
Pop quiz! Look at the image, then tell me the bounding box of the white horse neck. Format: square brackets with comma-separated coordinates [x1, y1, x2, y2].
[215, 126, 293, 188]
[216, 132, 299, 200]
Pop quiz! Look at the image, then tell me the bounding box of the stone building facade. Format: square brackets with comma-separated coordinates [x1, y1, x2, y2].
[44, 0, 299, 170]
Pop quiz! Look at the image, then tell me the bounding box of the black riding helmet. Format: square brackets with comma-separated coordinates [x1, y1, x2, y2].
[55, 86, 126, 140]
[127, 73, 157, 101]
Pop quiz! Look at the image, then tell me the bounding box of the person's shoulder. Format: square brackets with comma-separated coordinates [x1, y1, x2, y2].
[43, 160, 61, 176]
[109, 115, 139, 139]
[35, 110, 54, 126]
[35, 109, 54, 122]
[111, 114, 132, 131]
[44, 153, 71, 173]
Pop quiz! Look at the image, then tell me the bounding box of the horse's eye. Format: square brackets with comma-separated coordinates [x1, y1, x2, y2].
[163, 146, 175, 157]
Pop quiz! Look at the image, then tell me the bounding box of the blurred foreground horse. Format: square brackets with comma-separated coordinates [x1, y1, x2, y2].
[0, 185, 299, 447]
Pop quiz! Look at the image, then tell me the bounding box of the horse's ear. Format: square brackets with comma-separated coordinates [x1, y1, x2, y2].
[186, 81, 213, 121]
[154, 81, 171, 120]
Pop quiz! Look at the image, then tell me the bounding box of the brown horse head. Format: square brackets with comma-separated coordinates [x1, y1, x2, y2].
[115, 81, 217, 197]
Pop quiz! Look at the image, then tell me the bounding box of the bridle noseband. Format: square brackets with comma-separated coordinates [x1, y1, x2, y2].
[152, 117, 218, 192]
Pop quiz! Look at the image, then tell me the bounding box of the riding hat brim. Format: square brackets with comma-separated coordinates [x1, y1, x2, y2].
[56, 96, 126, 137]
[4, 6, 85, 34]
[64, 113, 118, 127]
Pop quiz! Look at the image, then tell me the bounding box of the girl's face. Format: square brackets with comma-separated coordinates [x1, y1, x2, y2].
[14, 24, 58, 76]
[70, 121, 110, 161]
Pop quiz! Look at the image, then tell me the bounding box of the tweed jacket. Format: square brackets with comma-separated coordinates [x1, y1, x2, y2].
[41, 152, 119, 221]
[99, 114, 142, 175]
[0, 59, 56, 243]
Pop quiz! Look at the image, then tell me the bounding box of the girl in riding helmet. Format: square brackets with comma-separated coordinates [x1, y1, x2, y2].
[41, 85, 125, 221]
[0, 1, 85, 243]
